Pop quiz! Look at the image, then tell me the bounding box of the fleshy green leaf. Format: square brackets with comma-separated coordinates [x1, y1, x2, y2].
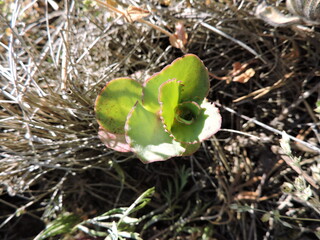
[159, 79, 182, 131]
[181, 142, 201, 156]
[95, 78, 142, 134]
[125, 102, 185, 163]
[174, 101, 201, 125]
[143, 54, 209, 113]
[98, 128, 131, 152]
[170, 99, 221, 143]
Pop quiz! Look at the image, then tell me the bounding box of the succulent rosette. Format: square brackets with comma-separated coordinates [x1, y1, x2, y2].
[95, 54, 221, 163]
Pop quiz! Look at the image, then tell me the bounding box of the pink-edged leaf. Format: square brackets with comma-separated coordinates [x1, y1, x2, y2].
[181, 142, 201, 156]
[125, 102, 185, 163]
[98, 128, 131, 152]
[170, 99, 222, 143]
[159, 79, 182, 131]
[174, 101, 201, 125]
[95, 78, 142, 134]
[142, 54, 209, 113]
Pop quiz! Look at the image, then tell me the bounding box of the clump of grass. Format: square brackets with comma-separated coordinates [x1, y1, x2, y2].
[1, 0, 320, 239]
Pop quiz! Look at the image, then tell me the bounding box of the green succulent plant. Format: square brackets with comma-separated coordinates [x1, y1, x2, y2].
[95, 54, 221, 163]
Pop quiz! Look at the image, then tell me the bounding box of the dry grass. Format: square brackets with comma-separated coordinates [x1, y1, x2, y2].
[0, 0, 320, 239]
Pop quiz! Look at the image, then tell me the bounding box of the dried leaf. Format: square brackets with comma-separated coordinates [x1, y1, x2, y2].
[175, 22, 188, 46]
[169, 21, 188, 49]
[234, 191, 259, 201]
[232, 68, 255, 83]
[169, 35, 184, 49]
[255, 2, 301, 27]
[214, 62, 255, 84]
[124, 6, 150, 23]
[231, 62, 249, 76]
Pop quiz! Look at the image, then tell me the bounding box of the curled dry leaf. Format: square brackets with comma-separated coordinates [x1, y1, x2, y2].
[229, 62, 255, 83]
[231, 62, 249, 76]
[210, 61, 255, 84]
[169, 21, 188, 49]
[124, 6, 150, 23]
[233, 68, 255, 83]
[255, 2, 301, 27]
